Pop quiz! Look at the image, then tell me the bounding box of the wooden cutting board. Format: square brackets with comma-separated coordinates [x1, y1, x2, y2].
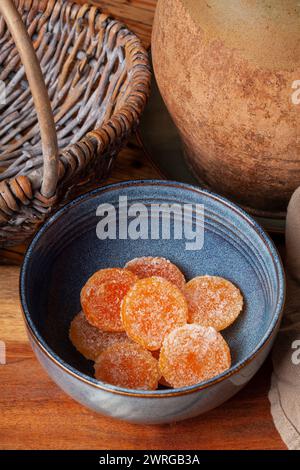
[0, 0, 286, 450]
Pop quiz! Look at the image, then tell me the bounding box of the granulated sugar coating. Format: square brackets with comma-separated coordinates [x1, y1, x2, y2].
[94, 342, 161, 390]
[185, 276, 243, 331]
[159, 324, 231, 388]
[125, 257, 186, 291]
[69, 312, 131, 361]
[121, 276, 188, 351]
[81, 268, 139, 332]
[151, 349, 171, 387]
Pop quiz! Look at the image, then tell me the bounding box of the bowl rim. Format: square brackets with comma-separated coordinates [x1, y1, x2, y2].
[20, 179, 286, 398]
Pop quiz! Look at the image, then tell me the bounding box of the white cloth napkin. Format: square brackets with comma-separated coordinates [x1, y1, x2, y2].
[269, 187, 300, 449]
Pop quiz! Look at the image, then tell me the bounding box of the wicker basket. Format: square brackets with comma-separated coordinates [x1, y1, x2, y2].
[0, 0, 150, 247]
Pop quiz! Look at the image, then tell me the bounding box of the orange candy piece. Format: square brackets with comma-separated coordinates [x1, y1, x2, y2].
[94, 342, 161, 390]
[151, 350, 170, 387]
[185, 276, 243, 331]
[121, 276, 188, 351]
[159, 324, 231, 388]
[81, 268, 138, 332]
[69, 311, 131, 361]
[125, 257, 186, 291]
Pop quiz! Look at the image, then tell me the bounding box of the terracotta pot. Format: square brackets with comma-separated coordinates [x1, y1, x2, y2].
[152, 0, 300, 216]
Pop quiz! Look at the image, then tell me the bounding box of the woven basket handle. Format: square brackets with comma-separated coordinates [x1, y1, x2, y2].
[0, 0, 58, 198]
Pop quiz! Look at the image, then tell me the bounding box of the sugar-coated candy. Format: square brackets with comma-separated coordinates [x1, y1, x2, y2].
[185, 275, 243, 331]
[159, 324, 231, 388]
[151, 349, 170, 387]
[94, 342, 161, 390]
[121, 276, 188, 351]
[125, 257, 186, 291]
[81, 268, 138, 332]
[69, 311, 130, 361]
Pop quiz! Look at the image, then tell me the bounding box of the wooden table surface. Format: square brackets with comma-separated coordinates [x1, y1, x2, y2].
[0, 0, 286, 450]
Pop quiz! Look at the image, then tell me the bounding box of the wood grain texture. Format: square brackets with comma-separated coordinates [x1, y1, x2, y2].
[0, 139, 286, 450]
[0, 341, 286, 450]
[74, 0, 157, 47]
[0, 0, 286, 451]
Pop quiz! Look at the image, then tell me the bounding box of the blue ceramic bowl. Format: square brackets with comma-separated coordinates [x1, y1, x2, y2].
[20, 180, 285, 424]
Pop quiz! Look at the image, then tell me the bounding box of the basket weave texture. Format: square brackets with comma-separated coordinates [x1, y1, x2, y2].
[0, 0, 151, 246]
